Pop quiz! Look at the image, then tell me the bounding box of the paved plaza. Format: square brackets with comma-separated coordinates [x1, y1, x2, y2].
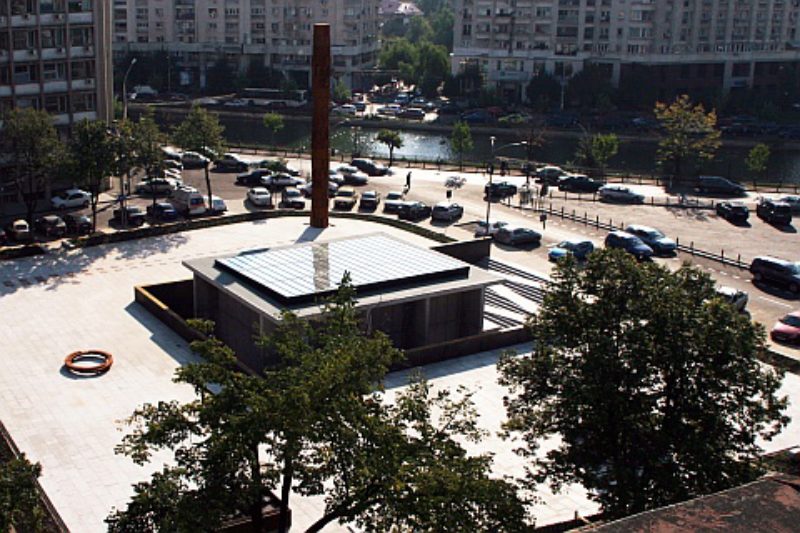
[1, 218, 799, 531]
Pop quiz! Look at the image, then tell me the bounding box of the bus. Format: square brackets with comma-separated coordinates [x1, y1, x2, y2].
[238, 88, 308, 108]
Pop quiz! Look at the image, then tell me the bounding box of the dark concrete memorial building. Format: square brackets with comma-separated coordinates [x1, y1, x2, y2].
[183, 233, 499, 372]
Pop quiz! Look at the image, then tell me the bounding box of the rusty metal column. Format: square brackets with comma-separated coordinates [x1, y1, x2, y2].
[310, 24, 331, 228]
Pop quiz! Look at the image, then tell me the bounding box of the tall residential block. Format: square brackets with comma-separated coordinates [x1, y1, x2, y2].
[0, 0, 113, 125]
[112, 0, 381, 90]
[453, 0, 800, 102]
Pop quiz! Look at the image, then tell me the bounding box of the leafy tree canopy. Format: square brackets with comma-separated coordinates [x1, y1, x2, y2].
[745, 143, 770, 179]
[500, 249, 789, 519]
[0, 453, 45, 532]
[66, 120, 119, 231]
[654, 94, 721, 180]
[526, 72, 561, 112]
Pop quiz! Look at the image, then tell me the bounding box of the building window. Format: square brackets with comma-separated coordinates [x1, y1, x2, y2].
[72, 92, 96, 112]
[16, 96, 41, 109]
[13, 63, 38, 83]
[12, 29, 37, 50]
[67, 0, 91, 13]
[69, 27, 93, 46]
[41, 27, 66, 48]
[11, 0, 36, 16]
[42, 61, 66, 80]
[70, 59, 94, 79]
[40, 0, 66, 14]
[732, 62, 751, 77]
[43, 94, 68, 113]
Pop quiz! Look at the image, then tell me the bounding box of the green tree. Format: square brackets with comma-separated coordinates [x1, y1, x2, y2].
[450, 121, 474, 170]
[0, 453, 45, 532]
[332, 78, 351, 103]
[378, 39, 419, 71]
[576, 133, 619, 176]
[115, 111, 167, 216]
[245, 59, 284, 89]
[376, 129, 404, 167]
[66, 120, 119, 232]
[406, 16, 433, 43]
[206, 57, 236, 95]
[416, 42, 449, 98]
[499, 249, 789, 519]
[0, 108, 62, 225]
[107, 279, 528, 532]
[173, 105, 225, 212]
[526, 72, 561, 112]
[616, 65, 659, 110]
[430, 7, 455, 50]
[566, 64, 614, 110]
[745, 143, 770, 182]
[654, 94, 721, 182]
[262, 112, 285, 147]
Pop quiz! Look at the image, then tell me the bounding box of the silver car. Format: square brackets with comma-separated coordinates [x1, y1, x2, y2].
[598, 185, 645, 203]
[495, 226, 542, 246]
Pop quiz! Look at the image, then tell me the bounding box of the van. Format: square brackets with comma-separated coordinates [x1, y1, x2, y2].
[750, 256, 800, 293]
[171, 186, 207, 216]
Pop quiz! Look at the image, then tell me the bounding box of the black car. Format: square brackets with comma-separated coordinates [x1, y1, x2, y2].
[485, 181, 518, 198]
[147, 202, 179, 221]
[359, 190, 381, 210]
[112, 206, 146, 227]
[715, 201, 750, 223]
[236, 169, 271, 186]
[351, 158, 388, 176]
[756, 199, 792, 225]
[63, 213, 92, 235]
[750, 256, 800, 293]
[604, 231, 654, 260]
[397, 201, 432, 221]
[557, 174, 603, 193]
[214, 153, 250, 172]
[695, 175, 747, 196]
[34, 215, 67, 237]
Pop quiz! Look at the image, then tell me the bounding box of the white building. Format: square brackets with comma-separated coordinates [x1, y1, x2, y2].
[113, 0, 381, 90]
[452, 0, 800, 102]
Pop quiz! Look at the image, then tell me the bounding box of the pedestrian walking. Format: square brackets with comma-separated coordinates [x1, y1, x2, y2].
[406, 171, 412, 190]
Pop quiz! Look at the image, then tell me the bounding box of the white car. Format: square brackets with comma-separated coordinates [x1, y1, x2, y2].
[246, 187, 272, 207]
[333, 104, 357, 115]
[223, 99, 249, 107]
[328, 169, 345, 185]
[474, 220, 508, 237]
[536, 165, 568, 182]
[262, 173, 304, 188]
[208, 195, 227, 214]
[51, 188, 90, 210]
[598, 185, 645, 203]
[376, 104, 401, 115]
[300, 180, 339, 197]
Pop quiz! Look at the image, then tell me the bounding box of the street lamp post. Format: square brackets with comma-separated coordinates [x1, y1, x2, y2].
[122, 57, 138, 121]
[485, 138, 527, 227]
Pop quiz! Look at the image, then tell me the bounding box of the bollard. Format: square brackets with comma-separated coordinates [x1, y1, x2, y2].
[737, 253, 741, 266]
[596, 215, 599, 227]
[676, 236, 680, 247]
[721, 249, 725, 261]
[572, 209, 575, 219]
[561, 206, 564, 217]
[690, 241, 694, 255]
[584, 211, 588, 223]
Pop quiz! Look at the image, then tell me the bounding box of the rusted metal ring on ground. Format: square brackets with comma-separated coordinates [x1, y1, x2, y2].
[64, 350, 114, 375]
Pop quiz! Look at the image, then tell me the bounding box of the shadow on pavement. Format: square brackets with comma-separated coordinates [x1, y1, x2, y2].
[124, 302, 198, 366]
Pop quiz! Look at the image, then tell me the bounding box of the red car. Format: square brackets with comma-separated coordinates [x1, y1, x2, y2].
[771, 311, 800, 345]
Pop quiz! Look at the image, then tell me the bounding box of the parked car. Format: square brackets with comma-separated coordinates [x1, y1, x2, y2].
[495, 226, 542, 246]
[359, 190, 381, 210]
[135, 177, 180, 196]
[208, 195, 228, 214]
[281, 187, 305, 209]
[750, 256, 800, 293]
[327, 169, 345, 185]
[171, 186, 207, 216]
[214, 153, 250, 172]
[351, 158, 388, 176]
[485, 181, 518, 198]
[431, 201, 464, 222]
[34, 215, 67, 237]
[715, 201, 750, 223]
[715, 286, 749, 313]
[112, 205, 146, 227]
[181, 151, 210, 168]
[398, 108, 425, 120]
[146, 202, 179, 221]
[5, 219, 31, 242]
[558, 174, 603, 193]
[236, 168, 271, 186]
[353, 102, 367, 112]
[695, 175, 746, 196]
[376, 104, 401, 115]
[383, 191, 406, 213]
[474, 220, 508, 237]
[536, 165, 568, 184]
[604, 231, 653, 260]
[263, 173, 304, 188]
[163, 159, 183, 171]
[548, 239, 595, 261]
[771, 311, 800, 345]
[461, 109, 492, 124]
[598, 185, 644, 203]
[63, 213, 91, 235]
[756, 198, 793, 225]
[161, 146, 182, 161]
[246, 187, 272, 207]
[333, 186, 359, 210]
[341, 170, 369, 185]
[51, 188, 90, 210]
[397, 201, 432, 221]
[300, 180, 338, 197]
[778, 195, 800, 214]
[259, 159, 301, 176]
[624, 225, 677, 255]
[333, 104, 357, 115]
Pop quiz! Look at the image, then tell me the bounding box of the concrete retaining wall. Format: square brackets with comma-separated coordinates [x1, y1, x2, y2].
[431, 238, 492, 265]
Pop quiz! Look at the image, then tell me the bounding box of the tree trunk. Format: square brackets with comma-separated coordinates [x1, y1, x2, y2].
[204, 162, 213, 214]
[249, 444, 265, 532]
[277, 457, 293, 533]
[389, 147, 394, 167]
[25, 173, 36, 226]
[91, 193, 99, 233]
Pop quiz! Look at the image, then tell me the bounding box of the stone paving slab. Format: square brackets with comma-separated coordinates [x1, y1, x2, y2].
[0, 217, 798, 531]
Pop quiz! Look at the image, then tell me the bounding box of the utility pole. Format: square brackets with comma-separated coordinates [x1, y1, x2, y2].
[310, 24, 331, 229]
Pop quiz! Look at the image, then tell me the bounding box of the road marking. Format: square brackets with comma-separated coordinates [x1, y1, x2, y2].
[757, 296, 793, 309]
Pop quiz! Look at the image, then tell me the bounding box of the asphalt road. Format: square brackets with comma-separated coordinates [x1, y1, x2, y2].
[12, 152, 800, 358]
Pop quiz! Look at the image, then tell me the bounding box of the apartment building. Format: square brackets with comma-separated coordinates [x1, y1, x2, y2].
[0, 0, 113, 126]
[113, 0, 381, 90]
[453, 0, 800, 102]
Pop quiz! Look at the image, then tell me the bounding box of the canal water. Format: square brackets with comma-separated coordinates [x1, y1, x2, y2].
[182, 113, 800, 183]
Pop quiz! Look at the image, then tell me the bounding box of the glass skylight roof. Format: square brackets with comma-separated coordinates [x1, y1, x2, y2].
[215, 234, 469, 303]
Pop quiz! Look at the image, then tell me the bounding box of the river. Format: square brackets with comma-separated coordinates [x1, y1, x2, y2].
[161, 110, 800, 184]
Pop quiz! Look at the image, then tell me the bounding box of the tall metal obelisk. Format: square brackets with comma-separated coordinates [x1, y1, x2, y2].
[310, 24, 330, 228]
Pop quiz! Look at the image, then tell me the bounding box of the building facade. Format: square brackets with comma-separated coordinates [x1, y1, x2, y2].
[112, 0, 381, 90]
[452, 0, 800, 102]
[0, 0, 113, 126]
